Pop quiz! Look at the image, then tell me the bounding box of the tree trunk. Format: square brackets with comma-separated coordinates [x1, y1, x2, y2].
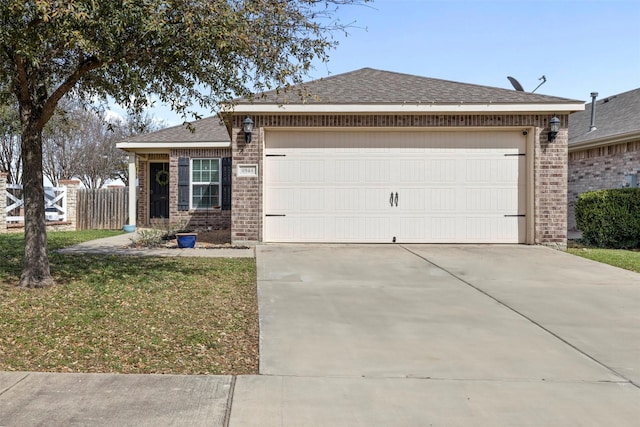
[18, 125, 55, 288]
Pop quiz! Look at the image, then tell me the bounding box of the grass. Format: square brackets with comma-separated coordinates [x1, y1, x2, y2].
[0, 230, 258, 375]
[568, 244, 640, 273]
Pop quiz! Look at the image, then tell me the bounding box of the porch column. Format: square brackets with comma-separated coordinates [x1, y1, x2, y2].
[127, 153, 137, 227]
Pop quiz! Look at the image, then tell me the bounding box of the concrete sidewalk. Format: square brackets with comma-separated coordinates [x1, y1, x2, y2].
[0, 372, 233, 426]
[57, 232, 254, 258]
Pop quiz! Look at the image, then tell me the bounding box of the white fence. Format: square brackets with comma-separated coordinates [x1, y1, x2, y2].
[5, 184, 67, 223]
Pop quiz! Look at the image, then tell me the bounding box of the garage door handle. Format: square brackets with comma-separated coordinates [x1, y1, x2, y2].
[390, 192, 394, 207]
[394, 192, 398, 207]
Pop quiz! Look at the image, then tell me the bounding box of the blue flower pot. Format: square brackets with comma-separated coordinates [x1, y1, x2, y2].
[176, 233, 197, 248]
[123, 225, 136, 233]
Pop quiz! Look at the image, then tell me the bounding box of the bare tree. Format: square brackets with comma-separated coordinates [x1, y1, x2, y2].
[42, 100, 83, 186]
[75, 111, 126, 189]
[42, 102, 161, 188]
[0, 104, 21, 184]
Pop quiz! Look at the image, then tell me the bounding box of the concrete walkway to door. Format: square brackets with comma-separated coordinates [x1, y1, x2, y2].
[231, 244, 640, 426]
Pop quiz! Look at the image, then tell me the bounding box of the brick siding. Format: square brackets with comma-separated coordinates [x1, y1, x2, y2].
[230, 125, 262, 243]
[230, 113, 569, 249]
[136, 150, 232, 233]
[58, 180, 80, 231]
[568, 139, 640, 230]
[534, 127, 568, 249]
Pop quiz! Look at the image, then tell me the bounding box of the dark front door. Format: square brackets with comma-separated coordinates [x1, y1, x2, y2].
[150, 162, 170, 219]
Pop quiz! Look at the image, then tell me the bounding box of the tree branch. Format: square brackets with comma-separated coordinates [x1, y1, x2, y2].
[13, 54, 32, 109]
[38, 55, 103, 129]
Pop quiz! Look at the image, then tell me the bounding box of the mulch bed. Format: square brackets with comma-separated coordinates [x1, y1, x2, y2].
[160, 229, 249, 249]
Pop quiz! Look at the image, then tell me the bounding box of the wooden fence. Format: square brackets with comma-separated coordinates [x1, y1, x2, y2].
[76, 187, 129, 230]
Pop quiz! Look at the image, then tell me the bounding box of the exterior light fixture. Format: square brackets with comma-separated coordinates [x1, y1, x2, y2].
[548, 116, 560, 142]
[242, 117, 254, 144]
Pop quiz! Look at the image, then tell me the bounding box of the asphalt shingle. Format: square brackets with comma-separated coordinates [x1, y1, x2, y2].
[569, 88, 640, 145]
[124, 115, 230, 144]
[239, 68, 581, 105]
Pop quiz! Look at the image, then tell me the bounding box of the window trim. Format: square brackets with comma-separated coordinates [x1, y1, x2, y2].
[190, 158, 222, 210]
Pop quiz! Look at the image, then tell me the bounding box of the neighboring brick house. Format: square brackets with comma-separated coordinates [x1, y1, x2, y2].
[568, 88, 640, 230]
[119, 68, 583, 249]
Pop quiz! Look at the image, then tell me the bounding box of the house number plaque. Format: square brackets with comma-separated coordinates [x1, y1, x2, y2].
[237, 164, 258, 177]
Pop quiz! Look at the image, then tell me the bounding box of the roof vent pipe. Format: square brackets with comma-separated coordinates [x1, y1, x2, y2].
[589, 92, 598, 132]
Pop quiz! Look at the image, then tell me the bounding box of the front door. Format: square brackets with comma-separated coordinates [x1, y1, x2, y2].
[150, 162, 170, 219]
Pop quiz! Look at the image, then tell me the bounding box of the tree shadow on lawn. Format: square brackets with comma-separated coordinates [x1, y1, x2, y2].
[51, 254, 230, 287]
[0, 248, 258, 374]
[0, 228, 252, 287]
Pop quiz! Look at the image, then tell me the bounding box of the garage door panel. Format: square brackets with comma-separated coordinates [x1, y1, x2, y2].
[400, 160, 427, 182]
[496, 217, 525, 241]
[265, 187, 295, 211]
[335, 216, 391, 242]
[265, 130, 526, 243]
[466, 158, 520, 183]
[298, 188, 327, 211]
[495, 188, 520, 213]
[364, 159, 391, 183]
[298, 160, 325, 182]
[466, 216, 500, 241]
[464, 187, 520, 213]
[429, 217, 458, 241]
[335, 160, 361, 183]
[397, 188, 426, 211]
[426, 159, 456, 182]
[268, 158, 296, 182]
[428, 188, 457, 211]
[297, 217, 329, 240]
[334, 188, 361, 211]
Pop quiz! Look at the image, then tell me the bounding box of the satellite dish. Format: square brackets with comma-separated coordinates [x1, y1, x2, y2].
[507, 76, 525, 91]
[507, 75, 548, 93]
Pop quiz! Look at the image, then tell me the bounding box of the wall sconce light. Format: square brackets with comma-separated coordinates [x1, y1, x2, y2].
[548, 116, 560, 142]
[242, 117, 254, 144]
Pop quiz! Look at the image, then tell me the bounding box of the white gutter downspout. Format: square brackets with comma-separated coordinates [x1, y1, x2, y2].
[127, 154, 137, 229]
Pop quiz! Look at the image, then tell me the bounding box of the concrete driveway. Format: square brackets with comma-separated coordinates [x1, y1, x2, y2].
[231, 244, 640, 426]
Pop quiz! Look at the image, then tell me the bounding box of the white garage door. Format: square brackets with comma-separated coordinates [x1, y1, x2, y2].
[264, 130, 526, 243]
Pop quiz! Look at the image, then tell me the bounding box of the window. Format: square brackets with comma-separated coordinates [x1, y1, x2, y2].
[191, 158, 220, 209]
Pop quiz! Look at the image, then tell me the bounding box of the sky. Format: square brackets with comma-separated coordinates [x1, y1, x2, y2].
[118, 0, 640, 127]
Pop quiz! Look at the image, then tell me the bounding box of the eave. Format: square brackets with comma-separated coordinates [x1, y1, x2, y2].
[228, 102, 585, 114]
[568, 131, 640, 152]
[116, 141, 231, 152]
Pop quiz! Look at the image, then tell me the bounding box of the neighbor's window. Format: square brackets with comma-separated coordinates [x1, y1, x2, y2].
[191, 158, 220, 209]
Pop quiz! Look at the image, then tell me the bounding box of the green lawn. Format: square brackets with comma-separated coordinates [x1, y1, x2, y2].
[568, 246, 640, 273]
[0, 230, 258, 374]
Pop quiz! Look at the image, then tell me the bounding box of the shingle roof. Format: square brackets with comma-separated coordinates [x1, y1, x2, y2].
[569, 88, 640, 146]
[239, 68, 581, 105]
[124, 115, 230, 143]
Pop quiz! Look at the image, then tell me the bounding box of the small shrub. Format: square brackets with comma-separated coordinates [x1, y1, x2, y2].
[131, 228, 165, 248]
[152, 220, 192, 240]
[575, 188, 640, 248]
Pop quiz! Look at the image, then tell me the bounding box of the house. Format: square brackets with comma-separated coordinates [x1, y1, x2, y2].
[568, 88, 640, 230]
[117, 68, 584, 249]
